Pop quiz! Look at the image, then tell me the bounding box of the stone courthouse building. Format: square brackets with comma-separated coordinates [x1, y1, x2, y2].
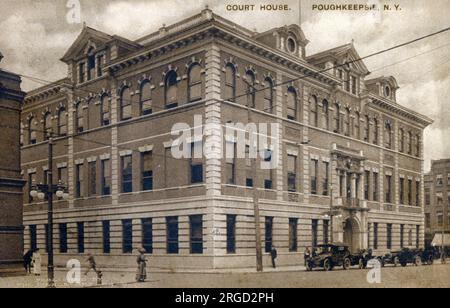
[0, 52, 26, 274]
[21, 8, 433, 270]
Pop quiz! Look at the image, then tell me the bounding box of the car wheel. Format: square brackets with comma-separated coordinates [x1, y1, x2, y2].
[427, 257, 434, 266]
[414, 256, 421, 266]
[401, 262, 407, 267]
[394, 257, 400, 267]
[323, 259, 333, 271]
[343, 258, 351, 270]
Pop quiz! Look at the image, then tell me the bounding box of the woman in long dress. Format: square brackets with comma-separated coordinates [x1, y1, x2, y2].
[136, 248, 147, 282]
[32, 249, 41, 276]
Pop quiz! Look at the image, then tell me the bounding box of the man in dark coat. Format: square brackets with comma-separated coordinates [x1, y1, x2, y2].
[23, 250, 33, 274]
[270, 246, 278, 269]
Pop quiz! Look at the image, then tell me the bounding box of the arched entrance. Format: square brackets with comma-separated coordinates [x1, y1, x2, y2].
[343, 218, 361, 253]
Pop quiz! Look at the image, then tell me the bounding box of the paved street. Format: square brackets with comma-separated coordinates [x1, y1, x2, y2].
[0, 263, 449, 288]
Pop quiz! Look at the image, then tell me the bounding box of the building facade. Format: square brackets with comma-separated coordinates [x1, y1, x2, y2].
[21, 8, 433, 270]
[0, 52, 26, 275]
[425, 160, 450, 247]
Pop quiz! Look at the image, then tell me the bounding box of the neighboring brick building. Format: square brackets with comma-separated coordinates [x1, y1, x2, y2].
[0, 52, 26, 275]
[425, 160, 450, 247]
[21, 8, 433, 270]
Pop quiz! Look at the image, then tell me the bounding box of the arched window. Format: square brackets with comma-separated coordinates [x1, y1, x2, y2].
[225, 64, 236, 102]
[264, 77, 273, 113]
[344, 108, 351, 136]
[165, 70, 178, 109]
[354, 112, 360, 139]
[399, 128, 405, 152]
[140, 81, 152, 116]
[287, 87, 297, 121]
[385, 122, 392, 149]
[101, 94, 110, 126]
[58, 108, 67, 136]
[322, 100, 329, 130]
[120, 87, 132, 120]
[188, 64, 202, 102]
[44, 112, 52, 140]
[333, 103, 340, 133]
[245, 70, 256, 108]
[76, 102, 84, 133]
[309, 96, 318, 127]
[373, 118, 379, 145]
[29, 117, 37, 145]
[364, 115, 370, 141]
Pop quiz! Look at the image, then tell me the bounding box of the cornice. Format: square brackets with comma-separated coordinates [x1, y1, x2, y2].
[364, 93, 434, 127]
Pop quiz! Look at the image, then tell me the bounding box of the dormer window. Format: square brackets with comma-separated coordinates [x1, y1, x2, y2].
[384, 85, 391, 98]
[286, 37, 297, 54]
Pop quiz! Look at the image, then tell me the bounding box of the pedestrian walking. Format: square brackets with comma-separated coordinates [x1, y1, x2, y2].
[85, 254, 100, 275]
[136, 248, 147, 283]
[32, 249, 41, 276]
[23, 249, 33, 274]
[304, 247, 311, 266]
[270, 246, 278, 269]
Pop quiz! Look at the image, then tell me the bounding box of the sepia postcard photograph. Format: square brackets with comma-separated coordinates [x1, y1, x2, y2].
[0, 0, 449, 296]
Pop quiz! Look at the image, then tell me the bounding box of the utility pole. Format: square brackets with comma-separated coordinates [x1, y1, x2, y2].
[47, 137, 55, 288]
[244, 78, 263, 272]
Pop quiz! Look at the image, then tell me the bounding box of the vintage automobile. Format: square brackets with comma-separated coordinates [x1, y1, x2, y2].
[383, 248, 422, 267]
[306, 243, 352, 271]
[349, 249, 375, 269]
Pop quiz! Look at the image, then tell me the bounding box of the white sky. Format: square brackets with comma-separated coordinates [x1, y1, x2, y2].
[0, 0, 449, 171]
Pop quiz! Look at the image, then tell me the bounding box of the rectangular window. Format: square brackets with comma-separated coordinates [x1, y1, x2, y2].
[96, 55, 104, 77]
[88, 161, 96, 197]
[102, 221, 110, 254]
[425, 189, 431, 205]
[75, 164, 84, 198]
[57, 167, 68, 187]
[121, 155, 133, 193]
[416, 225, 420, 249]
[142, 152, 154, 191]
[29, 225, 37, 251]
[310, 159, 318, 195]
[323, 220, 329, 245]
[265, 217, 273, 253]
[416, 181, 420, 207]
[385, 175, 392, 203]
[263, 149, 273, 190]
[351, 76, 357, 95]
[400, 178, 405, 204]
[364, 171, 370, 200]
[408, 179, 413, 206]
[373, 223, 379, 250]
[101, 159, 111, 196]
[122, 219, 133, 254]
[77, 222, 85, 254]
[387, 224, 392, 250]
[59, 223, 68, 253]
[373, 172, 379, 201]
[289, 218, 298, 252]
[190, 143, 203, 184]
[190, 215, 203, 254]
[287, 155, 297, 192]
[425, 214, 431, 229]
[79, 63, 85, 83]
[142, 218, 153, 254]
[323, 162, 329, 196]
[312, 219, 318, 248]
[166, 217, 179, 254]
[226, 142, 236, 184]
[227, 215, 237, 254]
[437, 211, 443, 227]
[400, 224, 405, 248]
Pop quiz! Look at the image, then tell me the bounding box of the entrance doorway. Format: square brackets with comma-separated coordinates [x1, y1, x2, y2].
[343, 218, 361, 253]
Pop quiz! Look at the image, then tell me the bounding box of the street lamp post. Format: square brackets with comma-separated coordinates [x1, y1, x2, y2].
[30, 137, 68, 288]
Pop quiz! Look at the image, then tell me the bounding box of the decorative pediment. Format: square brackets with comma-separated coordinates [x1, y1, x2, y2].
[61, 26, 113, 63]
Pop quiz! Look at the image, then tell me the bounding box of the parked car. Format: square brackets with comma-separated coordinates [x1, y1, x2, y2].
[421, 246, 440, 265]
[381, 251, 401, 267]
[350, 249, 375, 269]
[306, 243, 352, 271]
